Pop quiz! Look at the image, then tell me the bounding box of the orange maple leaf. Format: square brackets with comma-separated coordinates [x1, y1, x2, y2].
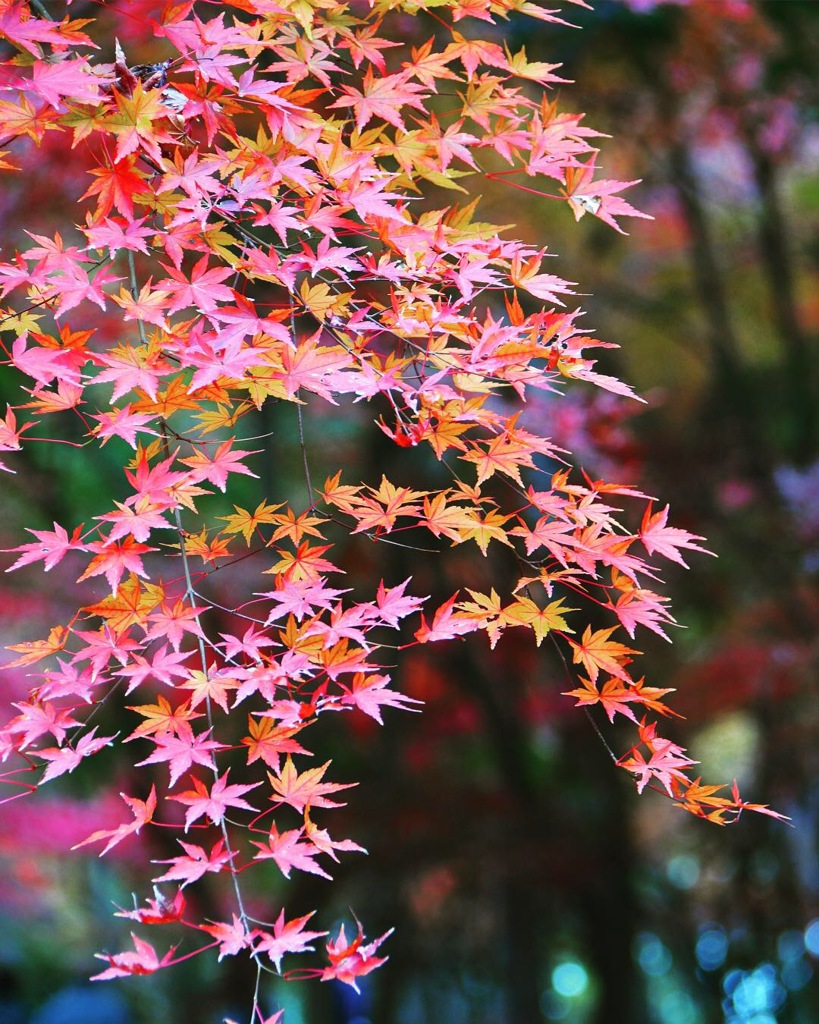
[569, 625, 640, 684]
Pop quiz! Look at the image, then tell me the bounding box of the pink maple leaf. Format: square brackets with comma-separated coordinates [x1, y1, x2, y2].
[143, 599, 207, 652]
[198, 914, 252, 960]
[251, 822, 333, 880]
[414, 594, 480, 643]
[254, 910, 327, 973]
[169, 770, 260, 830]
[115, 645, 191, 694]
[90, 405, 158, 448]
[4, 520, 87, 572]
[22, 56, 103, 108]
[181, 441, 259, 492]
[35, 727, 115, 784]
[639, 504, 713, 568]
[563, 158, 653, 235]
[152, 837, 235, 887]
[73, 786, 157, 856]
[92, 934, 177, 981]
[135, 729, 224, 786]
[374, 578, 426, 626]
[6, 699, 79, 749]
[95, 498, 173, 544]
[158, 255, 235, 315]
[340, 673, 422, 725]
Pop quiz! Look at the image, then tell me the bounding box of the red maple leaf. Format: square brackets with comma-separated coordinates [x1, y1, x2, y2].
[320, 920, 393, 993]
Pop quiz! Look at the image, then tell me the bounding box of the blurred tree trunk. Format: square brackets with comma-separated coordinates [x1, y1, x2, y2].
[747, 144, 816, 461]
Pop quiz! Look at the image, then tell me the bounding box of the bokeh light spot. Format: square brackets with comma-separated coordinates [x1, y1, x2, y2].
[551, 962, 588, 999]
[696, 928, 727, 971]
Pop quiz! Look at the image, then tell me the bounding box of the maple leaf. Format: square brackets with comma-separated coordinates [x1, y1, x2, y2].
[6, 699, 79, 749]
[169, 771, 261, 830]
[618, 725, 697, 795]
[110, 279, 171, 331]
[143, 599, 207, 652]
[501, 596, 575, 646]
[90, 405, 159, 449]
[0, 405, 32, 473]
[269, 508, 328, 546]
[82, 575, 165, 637]
[251, 822, 332, 880]
[562, 159, 653, 235]
[374, 578, 426, 626]
[509, 250, 576, 306]
[4, 521, 87, 572]
[219, 624, 276, 662]
[421, 493, 477, 544]
[0, 7, 94, 56]
[504, 44, 569, 86]
[95, 498, 174, 545]
[242, 715, 309, 772]
[116, 645, 191, 694]
[268, 756, 354, 812]
[159, 255, 236, 316]
[4, 623, 68, 668]
[639, 504, 713, 568]
[180, 667, 239, 713]
[266, 541, 339, 582]
[331, 68, 428, 131]
[198, 915, 252, 961]
[82, 156, 151, 222]
[78, 536, 155, 595]
[254, 910, 327, 973]
[35, 727, 115, 784]
[459, 509, 515, 556]
[152, 838, 235, 887]
[116, 889, 186, 926]
[126, 694, 203, 743]
[611, 584, 675, 641]
[350, 476, 425, 533]
[0, 94, 56, 144]
[181, 440, 259, 492]
[92, 934, 177, 981]
[218, 500, 284, 545]
[135, 729, 225, 786]
[304, 809, 366, 863]
[73, 786, 157, 857]
[106, 81, 170, 164]
[321, 920, 393, 993]
[728, 781, 790, 823]
[340, 672, 423, 724]
[563, 676, 654, 724]
[569, 625, 640, 684]
[415, 594, 481, 643]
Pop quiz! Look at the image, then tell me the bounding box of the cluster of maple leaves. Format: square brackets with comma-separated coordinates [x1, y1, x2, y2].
[0, 0, 782, 1010]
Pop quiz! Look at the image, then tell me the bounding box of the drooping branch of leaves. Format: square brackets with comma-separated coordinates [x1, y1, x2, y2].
[0, 0, 784, 1014]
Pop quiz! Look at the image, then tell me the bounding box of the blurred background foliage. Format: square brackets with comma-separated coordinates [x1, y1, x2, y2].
[1, 1, 818, 1023]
